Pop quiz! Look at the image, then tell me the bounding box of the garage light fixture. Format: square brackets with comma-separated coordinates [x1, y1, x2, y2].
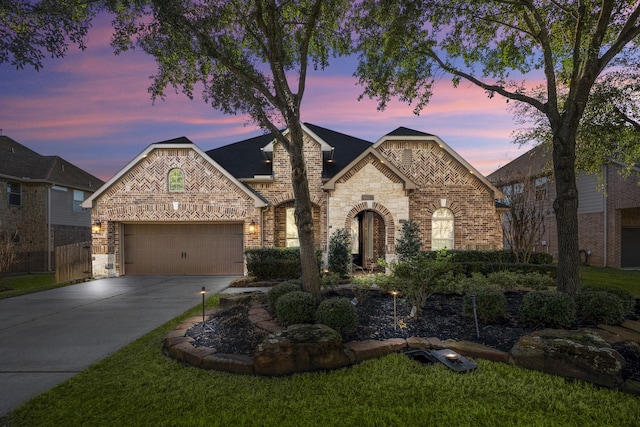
[249, 219, 257, 234]
[91, 220, 102, 234]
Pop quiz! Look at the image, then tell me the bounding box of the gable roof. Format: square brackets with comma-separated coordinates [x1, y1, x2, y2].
[487, 143, 552, 185]
[206, 123, 373, 180]
[323, 147, 416, 190]
[81, 137, 268, 209]
[375, 127, 505, 199]
[0, 135, 103, 191]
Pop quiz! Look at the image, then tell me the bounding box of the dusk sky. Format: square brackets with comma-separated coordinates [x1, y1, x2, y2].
[1, 14, 530, 182]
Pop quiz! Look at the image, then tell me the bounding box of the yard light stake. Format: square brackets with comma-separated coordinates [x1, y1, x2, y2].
[391, 291, 399, 331]
[201, 287, 206, 323]
[471, 294, 480, 338]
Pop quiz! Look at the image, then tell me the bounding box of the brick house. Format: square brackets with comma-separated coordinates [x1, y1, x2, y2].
[0, 135, 103, 272]
[83, 124, 505, 277]
[488, 144, 640, 268]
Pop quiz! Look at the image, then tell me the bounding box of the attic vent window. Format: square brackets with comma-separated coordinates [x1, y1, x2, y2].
[361, 195, 374, 200]
[403, 149, 412, 166]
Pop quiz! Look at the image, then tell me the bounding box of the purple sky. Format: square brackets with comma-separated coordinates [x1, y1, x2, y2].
[1, 16, 529, 182]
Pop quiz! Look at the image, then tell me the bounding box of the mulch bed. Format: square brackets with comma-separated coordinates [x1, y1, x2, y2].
[186, 288, 640, 382]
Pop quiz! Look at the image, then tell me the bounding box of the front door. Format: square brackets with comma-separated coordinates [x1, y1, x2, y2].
[352, 210, 385, 271]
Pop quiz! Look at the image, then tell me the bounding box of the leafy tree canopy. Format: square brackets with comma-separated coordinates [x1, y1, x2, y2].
[352, 0, 640, 294]
[1, 0, 98, 70]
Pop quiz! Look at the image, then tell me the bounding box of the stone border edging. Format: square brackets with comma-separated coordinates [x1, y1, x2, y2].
[163, 294, 510, 376]
[163, 293, 640, 395]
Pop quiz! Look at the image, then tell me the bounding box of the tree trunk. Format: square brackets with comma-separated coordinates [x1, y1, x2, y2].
[287, 123, 321, 300]
[551, 128, 581, 295]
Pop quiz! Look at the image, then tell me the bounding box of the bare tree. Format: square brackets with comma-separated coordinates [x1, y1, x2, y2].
[0, 232, 18, 274]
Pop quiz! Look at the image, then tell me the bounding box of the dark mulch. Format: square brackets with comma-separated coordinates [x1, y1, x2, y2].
[186, 288, 640, 382]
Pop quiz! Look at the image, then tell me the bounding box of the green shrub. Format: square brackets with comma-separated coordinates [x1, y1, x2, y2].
[396, 220, 422, 262]
[245, 248, 322, 280]
[328, 229, 352, 277]
[275, 291, 316, 326]
[519, 272, 555, 291]
[320, 273, 340, 290]
[463, 286, 507, 323]
[371, 273, 400, 293]
[582, 285, 635, 315]
[521, 290, 576, 328]
[351, 275, 375, 303]
[574, 291, 625, 325]
[392, 249, 453, 314]
[315, 297, 358, 336]
[487, 270, 521, 290]
[266, 281, 300, 313]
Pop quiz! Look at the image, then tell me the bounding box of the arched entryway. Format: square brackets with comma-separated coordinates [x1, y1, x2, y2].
[345, 202, 395, 272]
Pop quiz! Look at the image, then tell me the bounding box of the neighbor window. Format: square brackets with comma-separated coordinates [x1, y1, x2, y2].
[73, 190, 84, 212]
[535, 177, 548, 201]
[286, 207, 299, 247]
[432, 208, 454, 250]
[7, 182, 21, 206]
[168, 169, 184, 192]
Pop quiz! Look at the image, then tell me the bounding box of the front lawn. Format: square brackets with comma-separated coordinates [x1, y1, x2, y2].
[580, 266, 640, 297]
[2, 296, 639, 427]
[0, 273, 61, 300]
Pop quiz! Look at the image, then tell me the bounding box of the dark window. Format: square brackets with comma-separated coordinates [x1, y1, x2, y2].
[8, 182, 21, 206]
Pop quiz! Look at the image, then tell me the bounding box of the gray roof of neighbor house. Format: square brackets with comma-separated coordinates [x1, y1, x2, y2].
[206, 123, 373, 180]
[0, 135, 104, 191]
[487, 143, 553, 185]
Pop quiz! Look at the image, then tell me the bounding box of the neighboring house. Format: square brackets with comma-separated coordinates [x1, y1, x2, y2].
[488, 144, 640, 268]
[82, 124, 505, 277]
[0, 135, 104, 272]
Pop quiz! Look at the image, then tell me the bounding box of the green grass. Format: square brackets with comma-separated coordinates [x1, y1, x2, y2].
[2, 296, 639, 427]
[0, 273, 67, 300]
[580, 266, 640, 297]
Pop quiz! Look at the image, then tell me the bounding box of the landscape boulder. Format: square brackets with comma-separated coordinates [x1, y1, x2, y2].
[253, 324, 355, 376]
[510, 329, 625, 389]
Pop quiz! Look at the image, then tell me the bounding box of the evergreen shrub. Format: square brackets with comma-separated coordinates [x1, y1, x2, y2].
[328, 229, 351, 277]
[267, 280, 300, 313]
[574, 291, 625, 325]
[463, 286, 507, 323]
[521, 290, 576, 328]
[581, 285, 635, 316]
[275, 290, 316, 325]
[315, 297, 358, 336]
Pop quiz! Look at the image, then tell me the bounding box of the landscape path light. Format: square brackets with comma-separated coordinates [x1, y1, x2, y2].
[201, 287, 206, 323]
[390, 290, 399, 331]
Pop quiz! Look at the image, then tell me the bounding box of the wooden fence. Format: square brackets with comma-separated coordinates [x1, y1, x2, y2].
[55, 241, 92, 284]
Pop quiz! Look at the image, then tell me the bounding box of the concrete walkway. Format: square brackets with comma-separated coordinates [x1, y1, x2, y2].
[0, 275, 238, 417]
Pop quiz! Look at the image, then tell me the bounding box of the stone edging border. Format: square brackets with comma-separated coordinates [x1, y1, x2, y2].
[163, 293, 510, 376]
[164, 293, 640, 395]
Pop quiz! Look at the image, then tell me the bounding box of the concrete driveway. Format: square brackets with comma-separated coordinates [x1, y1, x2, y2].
[0, 275, 237, 417]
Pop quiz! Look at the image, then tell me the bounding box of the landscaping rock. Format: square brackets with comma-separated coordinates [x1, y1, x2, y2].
[344, 339, 405, 362]
[444, 339, 510, 363]
[254, 324, 355, 376]
[510, 329, 625, 389]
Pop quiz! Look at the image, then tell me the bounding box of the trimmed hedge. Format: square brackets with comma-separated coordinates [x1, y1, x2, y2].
[418, 250, 556, 278]
[245, 248, 322, 280]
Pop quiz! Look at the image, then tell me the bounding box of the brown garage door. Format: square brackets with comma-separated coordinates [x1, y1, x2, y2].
[124, 223, 244, 275]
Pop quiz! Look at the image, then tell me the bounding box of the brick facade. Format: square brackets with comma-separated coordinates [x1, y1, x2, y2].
[87, 128, 505, 276]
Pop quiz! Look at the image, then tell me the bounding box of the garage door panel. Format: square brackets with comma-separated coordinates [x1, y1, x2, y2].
[124, 223, 244, 275]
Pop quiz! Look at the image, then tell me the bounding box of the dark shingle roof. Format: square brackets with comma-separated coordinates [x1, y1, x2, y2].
[0, 135, 104, 191]
[385, 127, 434, 137]
[487, 143, 552, 185]
[206, 123, 373, 180]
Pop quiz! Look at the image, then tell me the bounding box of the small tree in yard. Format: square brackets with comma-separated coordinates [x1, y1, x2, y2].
[396, 219, 422, 263]
[0, 232, 18, 275]
[501, 179, 547, 264]
[328, 229, 351, 278]
[392, 249, 453, 315]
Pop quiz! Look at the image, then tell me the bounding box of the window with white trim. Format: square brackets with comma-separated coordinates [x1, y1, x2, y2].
[286, 207, 299, 247]
[73, 190, 84, 212]
[432, 208, 454, 250]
